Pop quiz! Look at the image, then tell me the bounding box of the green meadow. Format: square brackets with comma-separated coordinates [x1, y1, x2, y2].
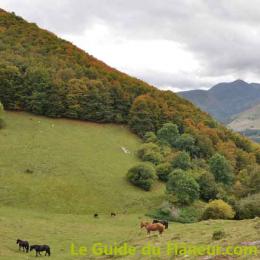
[0, 112, 164, 214]
[0, 112, 259, 259]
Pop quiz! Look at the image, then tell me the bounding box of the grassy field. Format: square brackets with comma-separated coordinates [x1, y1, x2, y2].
[0, 206, 259, 259]
[0, 112, 164, 214]
[0, 112, 259, 259]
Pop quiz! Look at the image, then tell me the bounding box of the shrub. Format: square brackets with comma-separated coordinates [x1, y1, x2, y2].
[209, 153, 234, 185]
[144, 131, 157, 143]
[236, 193, 260, 219]
[166, 169, 200, 205]
[137, 143, 162, 165]
[212, 230, 226, 240]
[127, 163, 157, 191]
[156, 163, 172, 182]
[202, 199, 235, 220]
[172, 151, 191, 170]
[198, 172, 218, 202]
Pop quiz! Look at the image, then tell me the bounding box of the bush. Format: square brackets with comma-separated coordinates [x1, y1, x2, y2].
[166, 169, 200, 205]
[144, 131, 157, 143]
[202, 199, 235, 220]
[127, 163, 157, 191]
[172, 151, 191, 170]
[212, 230, 226, 240]
[198, 172, 218, 202]
[147, 202, 204, 223]
[156, 163, 172, 181]
[236, 193, 260, 219]
[137, 143, 162, 165]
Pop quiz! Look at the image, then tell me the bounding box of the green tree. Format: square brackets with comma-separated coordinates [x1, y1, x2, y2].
[198, 172, 218, 202]
[129, 95, 161, 136]
[172, 151, 191, 170]
[157, 123, 180, 147]
[166, 169, 200, 205]
[209, 153, 233, 185]
[127, 163, 157, 191]
[175, 133, 195, 154]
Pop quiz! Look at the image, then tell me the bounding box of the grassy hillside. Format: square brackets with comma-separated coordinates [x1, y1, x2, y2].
[0, 112, 164, 214]
[1, 206, 259, 259]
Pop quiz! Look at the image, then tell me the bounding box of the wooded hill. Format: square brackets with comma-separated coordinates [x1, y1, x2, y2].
[0, 9, 259, 178]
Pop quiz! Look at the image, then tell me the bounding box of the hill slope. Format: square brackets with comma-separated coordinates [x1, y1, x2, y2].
[179, 80, 260, 123]
[0, 8, 208, 136]
[0, 9, 259, 171]
[0, 111, 164, 214]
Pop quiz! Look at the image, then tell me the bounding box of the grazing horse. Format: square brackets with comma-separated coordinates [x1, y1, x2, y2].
[16, 239, 29, 253]
[152, 219, 169, 229]
[140, 221, 165, 235]
[30, 245, 51, 256]
[94, 213, 98, 218]
[111, 212, 116, 217]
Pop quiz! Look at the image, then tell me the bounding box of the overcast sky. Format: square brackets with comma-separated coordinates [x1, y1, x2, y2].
[1, 0, 260, 91]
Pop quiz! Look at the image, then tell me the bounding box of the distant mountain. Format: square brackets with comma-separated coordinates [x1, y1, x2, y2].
[178, 80, 260, 123]
[228, 103, 260, 143]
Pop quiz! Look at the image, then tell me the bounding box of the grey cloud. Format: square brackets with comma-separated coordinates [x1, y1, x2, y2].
[1, 0, 260, 89]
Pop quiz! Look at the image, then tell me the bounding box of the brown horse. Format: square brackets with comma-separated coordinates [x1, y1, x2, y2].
[140, 221, 165, 235]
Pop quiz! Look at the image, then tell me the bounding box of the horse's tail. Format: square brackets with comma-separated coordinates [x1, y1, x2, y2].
[47, 247, 51, 256]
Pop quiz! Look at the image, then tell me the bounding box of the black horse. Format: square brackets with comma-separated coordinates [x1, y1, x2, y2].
[30, 245, 51, 256]
[111, 212, 116, 217]
[16, 239, 29, 253]
[152, 219, 169, 229]
[94, 213, 98, 218]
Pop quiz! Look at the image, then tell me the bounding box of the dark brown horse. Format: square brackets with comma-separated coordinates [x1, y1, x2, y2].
[140, 221, 165, 235]
[16, 239, 29, 253]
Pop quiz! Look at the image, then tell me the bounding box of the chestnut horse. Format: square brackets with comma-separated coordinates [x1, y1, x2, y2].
[140, 221, 165, 235]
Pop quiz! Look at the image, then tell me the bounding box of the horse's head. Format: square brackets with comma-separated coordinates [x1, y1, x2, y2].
[16, 239, 20, 244]
[140, 221, 149, 228]
[29, 245, 34, 251]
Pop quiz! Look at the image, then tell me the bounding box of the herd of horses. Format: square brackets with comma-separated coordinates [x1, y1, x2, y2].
[16, 215, 168, 257]
[16, 239, 51, 257]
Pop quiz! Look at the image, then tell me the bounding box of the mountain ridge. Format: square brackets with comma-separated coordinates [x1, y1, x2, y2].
[179, 79, 260, 123]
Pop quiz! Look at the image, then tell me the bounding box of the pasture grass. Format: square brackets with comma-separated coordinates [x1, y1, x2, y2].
[0, 206, 259, 259]
[0, 112, 259, 259]
[0, 112, 164, 214]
